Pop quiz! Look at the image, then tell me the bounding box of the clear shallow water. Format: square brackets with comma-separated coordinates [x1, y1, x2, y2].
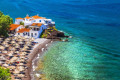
[0, 0, 120, 80]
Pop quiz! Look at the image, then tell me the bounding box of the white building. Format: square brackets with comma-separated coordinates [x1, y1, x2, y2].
[15, 14, 55, 26]
[10, 14, 55, 38]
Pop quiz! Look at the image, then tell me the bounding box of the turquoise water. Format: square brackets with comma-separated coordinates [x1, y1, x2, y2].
[0, 0, 120, 80]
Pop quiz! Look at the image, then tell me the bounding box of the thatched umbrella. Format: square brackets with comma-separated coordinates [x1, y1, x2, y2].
[24, 46, 29, 49]
[15, 46, 20, 49]
[19, 56, 24, 58]
[5, 44, 9, 47]
[31, 37, 35, 41]
[20, 53, 25, 56]
[19, 59, 25, 62]
[0, 46, 5, 50]
[11, 41, 16, 44]
[18, 63, 24, 66]
[17, 74, 25, 78]
[18, 66, 25, 71]
[18, 41, 24, 44]
[3, 63, 8, 67]
[22, 48, 27, 51]
[10, 57, 18, 63]
[8, 53, 13, 56]
[8, 66, 15, 69]
[2, 50, 7, 53]
[11, 48, 16, 51]
[18, 39, 23, 42]
[13, 69, 20, 74]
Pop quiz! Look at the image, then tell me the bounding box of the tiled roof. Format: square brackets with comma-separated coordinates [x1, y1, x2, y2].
[25, 16, 31, 19]
[17, 28, 30, 33]
[10, 24, 20, 30]
[16, 18, 23, 19]
[32, 15, 45, 19]
[31, 23, 42, 26]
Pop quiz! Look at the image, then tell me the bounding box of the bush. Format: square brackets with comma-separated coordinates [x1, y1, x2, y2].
[25, 25, 29, 28]
[0, 67, 11, 80]
[41, 33, 47, 38]
[53, 26, 57, 31]
[20, 21, 24, 26]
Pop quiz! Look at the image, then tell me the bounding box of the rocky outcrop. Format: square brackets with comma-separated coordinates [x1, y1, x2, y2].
[46, 30, 69, 41]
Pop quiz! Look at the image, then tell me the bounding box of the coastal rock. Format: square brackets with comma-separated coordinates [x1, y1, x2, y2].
[47, 30, 68, 41]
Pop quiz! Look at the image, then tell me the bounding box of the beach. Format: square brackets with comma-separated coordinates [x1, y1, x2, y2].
[0, 36, 52, 80]
[28, 39, 52, 80]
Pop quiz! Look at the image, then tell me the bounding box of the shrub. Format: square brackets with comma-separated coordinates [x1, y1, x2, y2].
[0, 66, 11, 80]
[25, 25, 29, 28]
[53, 26, 57, 31]
[41, 33, 47, 38]
[20, 21, 24, 26]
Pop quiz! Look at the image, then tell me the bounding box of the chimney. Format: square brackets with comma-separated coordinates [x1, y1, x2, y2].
[37, 14, 39, 16]
[26, 14, 29, 16]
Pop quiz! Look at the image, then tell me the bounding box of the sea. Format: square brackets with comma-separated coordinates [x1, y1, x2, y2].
[0, 0, 120, 80]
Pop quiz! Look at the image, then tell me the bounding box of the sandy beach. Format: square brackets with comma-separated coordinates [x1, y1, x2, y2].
[0, 36, 52, 80]
[25, 38, 52, 80]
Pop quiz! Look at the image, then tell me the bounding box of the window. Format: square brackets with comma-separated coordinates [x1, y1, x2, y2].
[34, 20, 36, 22]
[31, 33, 33, 37]
[28, 33, 29, 36]
[37, 28, 39, 31]
[34, 28, 36, 31]
[18, 33, 20, 35]
[35, 33, 37, 36]
[39, 20, 41, 22]
[26, 32, 27, 35]
[23, 33, 25, 36]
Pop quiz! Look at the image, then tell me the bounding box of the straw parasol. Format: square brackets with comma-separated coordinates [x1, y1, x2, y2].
[22, 48, 27, 51]
[20, 56, 25, 59]
[31, 37, 35, 41]
[11, 41, 16, 44]
[18, 66, 24, 71]
[15, 46, 20, 48]
[18, 63, 24, 66]
[18, 39, 23, 42]
[8, 66, 15, 69]
[20, 53, 25, 56]
[2, 50, 7, 53]
[8, 53, 13, 56]
[0, 46, 5, 50]
[19, 59, 25, 62]
[17, 74, 25, 78]
[3, 63, 8, 67]
[0, 56, 6, 60]
[13, 69, 20, 74]
[10, 57, 18, 63]
[5, 44, 9, 47]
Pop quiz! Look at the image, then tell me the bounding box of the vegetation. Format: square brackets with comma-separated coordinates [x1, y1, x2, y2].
[20, 21, 24, 26]
[40, 26, 58, 38]
[25, 25, 29, 28]
[0, 11, 13, 37]
[0, 66, 11, 80]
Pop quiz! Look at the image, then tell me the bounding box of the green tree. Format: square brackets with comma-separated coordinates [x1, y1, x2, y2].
[0, 67, 11, 80]
[0, 11, 13, 37]
[0, 11, 3, 17]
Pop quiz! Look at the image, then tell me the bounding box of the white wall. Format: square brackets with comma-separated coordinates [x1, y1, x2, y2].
[16, 25, 24, 32]
[15, 19, 23, 24]
[23, 18, 33, 26]
[33, 19, 45, 24]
